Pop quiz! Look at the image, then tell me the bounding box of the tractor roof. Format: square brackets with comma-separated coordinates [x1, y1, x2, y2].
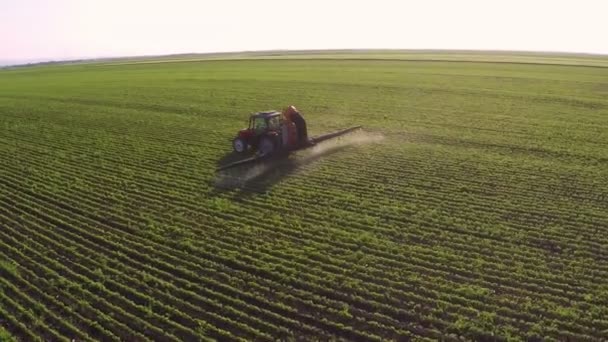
[251, 111, 281, 118]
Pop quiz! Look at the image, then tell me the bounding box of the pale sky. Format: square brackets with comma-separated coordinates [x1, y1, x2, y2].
[1, 0, 607, 64]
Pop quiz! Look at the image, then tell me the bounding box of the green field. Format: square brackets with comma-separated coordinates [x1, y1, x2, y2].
[1, 54, 608, 341]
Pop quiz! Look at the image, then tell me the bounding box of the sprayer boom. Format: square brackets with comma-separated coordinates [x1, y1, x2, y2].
[217, 125, 362, 171]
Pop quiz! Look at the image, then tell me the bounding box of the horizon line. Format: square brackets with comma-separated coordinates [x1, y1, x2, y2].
[2, 48, 608, 68]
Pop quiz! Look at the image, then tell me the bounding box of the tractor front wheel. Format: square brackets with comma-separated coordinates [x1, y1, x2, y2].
[233, 137, 247, 153]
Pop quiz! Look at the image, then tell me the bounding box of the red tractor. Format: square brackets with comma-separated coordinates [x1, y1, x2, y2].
[220, 105, 361, 171]
[233, 111, 286, 155]
[232, 106, 310, 156]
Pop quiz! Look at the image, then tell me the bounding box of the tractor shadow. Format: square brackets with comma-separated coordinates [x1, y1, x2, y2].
[212, 144, 352, 198]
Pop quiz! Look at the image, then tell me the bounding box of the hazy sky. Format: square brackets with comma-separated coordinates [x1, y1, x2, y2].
[1, 0, 607, 63]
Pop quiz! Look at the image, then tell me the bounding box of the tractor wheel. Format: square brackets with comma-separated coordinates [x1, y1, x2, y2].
[233, 137, 247, 153]
[259, 137, 276, 156]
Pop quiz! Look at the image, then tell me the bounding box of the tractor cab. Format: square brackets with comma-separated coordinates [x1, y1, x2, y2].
[248, 111, 282, 134]
[233, 111, 283, 154]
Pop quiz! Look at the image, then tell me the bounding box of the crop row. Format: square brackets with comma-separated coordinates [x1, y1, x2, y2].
[2, 147, 604, 340]
[2, 107, 607, 340]
[3, 131, 604, 300]
[0, 175, 429, 340]
[5, 135, 607, 296]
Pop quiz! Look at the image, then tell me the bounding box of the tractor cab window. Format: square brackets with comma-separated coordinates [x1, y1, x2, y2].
[268, 116, 281, 130]
[254, 117, 267, 132]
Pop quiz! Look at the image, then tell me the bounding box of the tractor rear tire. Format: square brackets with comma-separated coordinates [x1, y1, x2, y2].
[233, 137, 247, 153]
[259, 137, 276, 156]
